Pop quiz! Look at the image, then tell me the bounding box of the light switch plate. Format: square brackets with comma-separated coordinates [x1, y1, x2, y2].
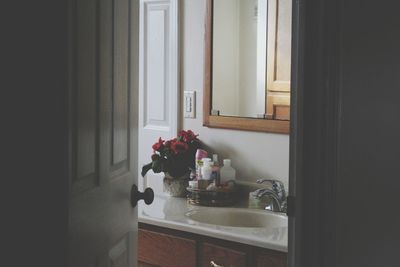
[184, 91, 196, 118]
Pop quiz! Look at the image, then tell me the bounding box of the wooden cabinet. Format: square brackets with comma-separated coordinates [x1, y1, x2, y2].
[265, 0, 292, 120]
[139, 223, 287, 267]
[201, 242, 246, 267]
[138, 229, 196, 267]
[255, 248, 287, 267]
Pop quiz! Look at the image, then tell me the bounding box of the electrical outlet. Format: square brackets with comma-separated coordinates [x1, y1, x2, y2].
[184, 91, 196, 118]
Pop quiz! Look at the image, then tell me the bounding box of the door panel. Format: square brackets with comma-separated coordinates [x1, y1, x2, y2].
[107, 234, 133, 267]
[112, 0, 130, 167]
[69, 0, 139, 266]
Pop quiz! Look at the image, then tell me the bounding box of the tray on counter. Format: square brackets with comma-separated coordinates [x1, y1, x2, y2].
[186, 186, 238, 207]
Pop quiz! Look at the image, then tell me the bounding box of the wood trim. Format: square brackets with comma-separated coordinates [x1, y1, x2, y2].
[205, 115, 289, 134]
[203, 0, 212, 127]
[203, 0, 290, 134]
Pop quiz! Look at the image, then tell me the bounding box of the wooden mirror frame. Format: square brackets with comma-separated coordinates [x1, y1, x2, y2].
[203, 0, 290, 134]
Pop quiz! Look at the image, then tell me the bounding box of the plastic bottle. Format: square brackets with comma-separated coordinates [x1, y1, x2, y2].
[220, 159, 236, 184]
[201, 160, 213, 180]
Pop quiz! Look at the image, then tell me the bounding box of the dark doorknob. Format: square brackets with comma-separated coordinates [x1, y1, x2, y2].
[130, 184, 154, 208]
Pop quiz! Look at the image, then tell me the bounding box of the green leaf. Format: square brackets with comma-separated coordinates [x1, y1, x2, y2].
[141, 162, 153, 177]
[152, 159, 163, 173]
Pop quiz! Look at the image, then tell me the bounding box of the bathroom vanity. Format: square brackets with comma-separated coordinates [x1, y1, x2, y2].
[138, 195, 287, 267]
[139, 223, 286, 267]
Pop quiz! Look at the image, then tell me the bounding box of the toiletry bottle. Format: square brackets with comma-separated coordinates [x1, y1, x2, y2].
[220, 159, 236, 184]
[195, 149, 208, 179]
[211, 154, 220, 185]
[200, 158, 212, 180]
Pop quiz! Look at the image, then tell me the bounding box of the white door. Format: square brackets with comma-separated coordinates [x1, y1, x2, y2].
[68, 0, 142, 266]
[138, 0, 179, 194]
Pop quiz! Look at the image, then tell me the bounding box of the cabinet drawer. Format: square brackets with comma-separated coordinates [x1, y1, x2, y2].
[201, 242, 246, 267]
[138, 229, 196, 267]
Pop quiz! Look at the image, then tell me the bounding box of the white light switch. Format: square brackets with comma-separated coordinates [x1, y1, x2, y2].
[184, 91, 196, 118]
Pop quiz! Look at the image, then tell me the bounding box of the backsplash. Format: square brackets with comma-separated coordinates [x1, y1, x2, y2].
[180, 0, 290, 190]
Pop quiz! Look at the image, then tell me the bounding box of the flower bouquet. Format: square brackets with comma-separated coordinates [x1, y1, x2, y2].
[141, 130, 201, 196]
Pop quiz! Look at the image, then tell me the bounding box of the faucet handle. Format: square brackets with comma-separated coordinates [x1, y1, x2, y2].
[256, 179, 286, 199]
[256, 179, 283, 189]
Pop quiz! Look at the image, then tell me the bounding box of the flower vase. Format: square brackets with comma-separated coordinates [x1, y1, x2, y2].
[163, 172, 189, 197]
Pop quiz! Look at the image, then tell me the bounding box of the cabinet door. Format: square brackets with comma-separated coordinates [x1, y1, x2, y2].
[256, 250, 287, 267]
[138, 229, 196, 267]
[265, 0, 292, 119]
[201, 242, 246, 267]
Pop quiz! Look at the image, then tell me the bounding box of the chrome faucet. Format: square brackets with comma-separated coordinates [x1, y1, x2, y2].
[252, 179, 287, 213]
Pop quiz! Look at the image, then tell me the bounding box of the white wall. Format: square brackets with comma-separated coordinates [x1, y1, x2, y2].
[181, 0, 289, 189]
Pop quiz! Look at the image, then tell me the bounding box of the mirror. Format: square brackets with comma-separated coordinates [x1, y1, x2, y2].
[204, 0, 292, 134]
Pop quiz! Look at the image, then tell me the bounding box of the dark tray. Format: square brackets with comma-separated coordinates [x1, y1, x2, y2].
[186, 187, 238, 207]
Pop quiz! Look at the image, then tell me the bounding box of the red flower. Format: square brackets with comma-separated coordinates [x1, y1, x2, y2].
[164, 138, 176, 149]
[152, 137, 164, 152]
[178, 130, 199, 142]
[171, 140, 189, 154]
[142, 130, 200, 178]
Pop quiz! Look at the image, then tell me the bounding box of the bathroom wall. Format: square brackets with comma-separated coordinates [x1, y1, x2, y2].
[181, 0, 290, 189]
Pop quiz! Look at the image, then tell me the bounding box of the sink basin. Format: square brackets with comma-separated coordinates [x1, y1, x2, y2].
[185, 208, 287, 228]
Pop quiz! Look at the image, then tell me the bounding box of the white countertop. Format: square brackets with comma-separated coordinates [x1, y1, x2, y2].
[138, 194, 288, 252]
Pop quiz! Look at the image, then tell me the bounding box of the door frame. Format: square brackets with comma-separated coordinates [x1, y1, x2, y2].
[288, 0, 341, 266]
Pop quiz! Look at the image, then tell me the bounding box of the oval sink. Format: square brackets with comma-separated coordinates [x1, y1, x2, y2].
[185, 208, 287, 228]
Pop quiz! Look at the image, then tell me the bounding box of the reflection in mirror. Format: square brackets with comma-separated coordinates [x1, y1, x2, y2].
[212, 0, 267, 118]
[211, 0, 292, 120]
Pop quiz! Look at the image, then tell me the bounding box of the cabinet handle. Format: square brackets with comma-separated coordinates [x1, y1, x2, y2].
[210, 260, 224, 267]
